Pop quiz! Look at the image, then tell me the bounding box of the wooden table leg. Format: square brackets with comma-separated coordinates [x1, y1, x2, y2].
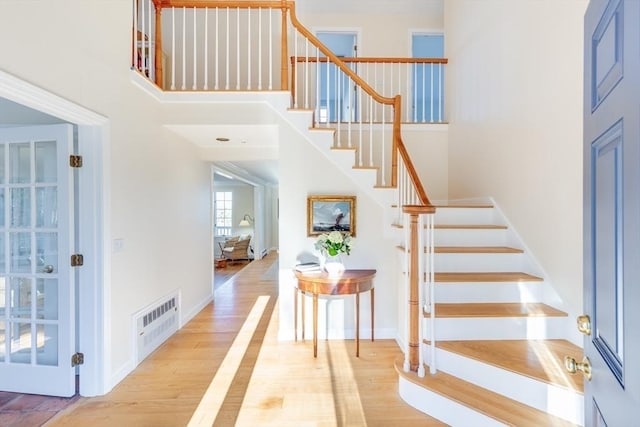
[356, 292, 360, 357]
[313, 293, 318, 357]
[294, 287, 298, 342]
[302, 292, 305, 341]
[371, 288, 375, 341]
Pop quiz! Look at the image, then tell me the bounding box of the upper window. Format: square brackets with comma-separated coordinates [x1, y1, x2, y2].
[412, 33, 445, 123]
[214, 191, 233, 237]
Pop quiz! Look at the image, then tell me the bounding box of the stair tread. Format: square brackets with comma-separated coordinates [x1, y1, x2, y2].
[436, 246, 523, 254]
[429, 339, 584, 392]
[432, 302, 567, 318]
[434, 203, 494, 208]
[396, 245, 523, 254]
[435, 224, 508, 229]
[435, 272, 543, 282]
[395, 358, 580, 427]
[392, 223, 508, 229]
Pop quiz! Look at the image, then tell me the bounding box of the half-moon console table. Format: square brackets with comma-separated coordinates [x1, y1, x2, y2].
[294, 269, 376, 357]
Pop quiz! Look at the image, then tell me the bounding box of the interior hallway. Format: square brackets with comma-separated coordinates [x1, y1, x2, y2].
[46, 252, 441, 426]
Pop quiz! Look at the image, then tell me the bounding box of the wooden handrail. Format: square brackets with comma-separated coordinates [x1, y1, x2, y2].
[397, 137, 431, 206]
[153, 0, 287, 8]
[291, 57, 448, 65]
[287, 2, 395, 108]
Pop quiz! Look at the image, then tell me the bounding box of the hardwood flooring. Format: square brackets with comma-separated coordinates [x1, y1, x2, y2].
[46, 252, 441, 427]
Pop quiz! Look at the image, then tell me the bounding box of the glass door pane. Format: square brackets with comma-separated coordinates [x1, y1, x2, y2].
[0, 124, 74, 396]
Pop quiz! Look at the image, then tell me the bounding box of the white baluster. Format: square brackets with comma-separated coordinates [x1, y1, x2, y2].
[258, 7, 262, 90]
[180, 7, 186, 90]
[381, 110, 385, 186]
[192, 7, 197, 90]
[347, 75, 352, 148]
[336, 64, 341, 146]
[236, 7, 240, 90]
[438, 63, 442, 122]
[247, 9, 251, 90]
[132, 0, 137, 69]
[225, 7, 229, 90]
[293, 29, 298, 107]
[325, 58, 330, 126]
[215, 7, 219, 90]
[268, 8, 272, 90]
[315, 49, 320, 127]
[369, 96, 373, 167]
[141, 0, 145, 75]
[358, 84, 363, 166]
[412, 64, 417, 122]
[171, 7, 175, 90]
[373, 66, 377, 122]
[428, 213, 436, 374]
[148, 0, 154, 81]
[421, 63, 426, 123]
[304, 39, 309, 109]
[417, 214, 425, 378]
[204, 7, 208, 90]
[430, 63, 434, 123]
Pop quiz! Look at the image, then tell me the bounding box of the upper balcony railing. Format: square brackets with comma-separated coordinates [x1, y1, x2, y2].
[133, 0, 437, 376]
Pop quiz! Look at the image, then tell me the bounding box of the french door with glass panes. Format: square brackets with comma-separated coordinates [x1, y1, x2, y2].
[0, 124, 76, 396]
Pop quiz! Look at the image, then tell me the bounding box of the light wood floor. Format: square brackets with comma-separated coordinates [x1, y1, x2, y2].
[47, 252, 442, 427]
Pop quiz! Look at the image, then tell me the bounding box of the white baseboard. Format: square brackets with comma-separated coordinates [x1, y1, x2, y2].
[181, 293, 214, 328]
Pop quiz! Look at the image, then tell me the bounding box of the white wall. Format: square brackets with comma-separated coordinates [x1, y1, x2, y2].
[444, 1, 587, 323]
[402, 125, 449, 202]
[0, 1, 213, 391]
[278, 123, 398, 341]
[297, 0, 444, 56]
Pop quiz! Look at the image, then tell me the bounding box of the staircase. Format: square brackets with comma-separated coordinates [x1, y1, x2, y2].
[396, 203, 584, 426]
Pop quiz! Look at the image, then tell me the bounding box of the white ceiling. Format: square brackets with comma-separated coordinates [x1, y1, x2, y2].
[0, 97, 280, 185]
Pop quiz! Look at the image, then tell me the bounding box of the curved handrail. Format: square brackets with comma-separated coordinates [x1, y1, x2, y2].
[291, 57, 448, 65]
[287, 2, 395, 107]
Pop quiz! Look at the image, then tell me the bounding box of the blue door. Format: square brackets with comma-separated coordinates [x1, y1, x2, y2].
[582, 0, 640, 425]
[316, 32, 357, 123]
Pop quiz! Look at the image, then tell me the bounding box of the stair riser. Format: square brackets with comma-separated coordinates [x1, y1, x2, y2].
[435, 228, 510, 246]
[423, 345, 584, 425]
[435, 253, 525, 272]
[434, 282, 543, 303]
[398, 378, 507, 427]
[423, 317, 568, 341]
[435, 207, 498, 225]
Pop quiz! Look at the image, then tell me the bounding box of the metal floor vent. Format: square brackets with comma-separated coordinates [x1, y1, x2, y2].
[134, 292, 180, 365]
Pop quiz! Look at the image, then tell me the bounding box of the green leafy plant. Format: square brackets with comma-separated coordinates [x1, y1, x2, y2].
[314, 231, 353, 256]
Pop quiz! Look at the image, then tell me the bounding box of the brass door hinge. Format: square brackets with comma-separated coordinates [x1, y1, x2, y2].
[71, 254, 84, 267]
[71, 352, 84, 367]
[69, 155, 83, 168]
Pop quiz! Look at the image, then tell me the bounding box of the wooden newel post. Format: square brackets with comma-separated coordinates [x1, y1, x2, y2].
[280, 1, 289, 91]
[407, 211, 420, 371]
[154, 6, 163, 87]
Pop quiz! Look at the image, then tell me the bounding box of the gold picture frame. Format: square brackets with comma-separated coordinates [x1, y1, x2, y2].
[307, 195, 356, 237]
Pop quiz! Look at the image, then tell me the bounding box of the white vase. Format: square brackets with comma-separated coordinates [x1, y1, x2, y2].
[324, 253, 345, 277]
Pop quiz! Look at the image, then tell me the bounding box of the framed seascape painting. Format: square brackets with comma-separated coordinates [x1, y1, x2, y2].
[307, 195, 356, 236]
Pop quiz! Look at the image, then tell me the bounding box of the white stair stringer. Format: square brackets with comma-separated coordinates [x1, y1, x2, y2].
[274, 107, 399, 210]
[398, 377, 507, 427]
[423, 344, 585, 425]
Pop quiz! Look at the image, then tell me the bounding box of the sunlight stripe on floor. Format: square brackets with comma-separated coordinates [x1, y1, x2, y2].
[187, 295, 270, 427]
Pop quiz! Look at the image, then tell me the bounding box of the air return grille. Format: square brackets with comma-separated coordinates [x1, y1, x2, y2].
[134, 291, 180, 365]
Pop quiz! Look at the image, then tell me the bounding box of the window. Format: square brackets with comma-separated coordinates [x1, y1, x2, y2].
[412, 33, 445, 122]
[214, 191, 233, 237]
